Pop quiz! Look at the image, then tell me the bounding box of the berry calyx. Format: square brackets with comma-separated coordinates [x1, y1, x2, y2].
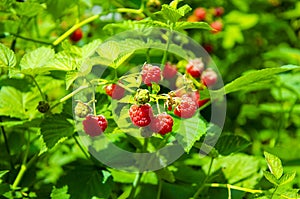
[163, 62, 177, 79]
[214, 7, 224, 17]
[70, 28, 83, 42]
[174, 94, 198, 118]
[201, 68, 218, 87]
[210, 21, 223, 34]
[194, 7, 206, 21]
[129, 104, 154, 127]
[141, 64, 161, 86]
[105, 83, 125, 100]
[150, 113, 173, 135]
[74, 101, 92, 118]
[83, 115, 108, 137]
[186, 58, 205, 78]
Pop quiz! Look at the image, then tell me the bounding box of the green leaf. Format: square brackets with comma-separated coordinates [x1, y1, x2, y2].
[81, 39, 102, 59]
[177, 4, 192, 16]
[40, 114, 75, 149]
[263, 171, 279, 186]
[58, 160, 113, 199]
[174, 21, 211, 31]
[20, 47, 55, 75]
[0, 86, 41, 119]
[160, 4, 185, 23]
[264, 151, 283, 179]
[155, 168, 175, 183]
[223, 65, 300, 94]
[214, 134, 251, 155]
[65, 71, 79, 90]
[50, 186, 70, 199]
[279, 171, 296, 186]
[0, 170, 9, 179]
[225, 11, 259, 29]
[96, 41, 120, 67]
[174, 113, 206, 153]
[14, 2, 44, 17]
[222, 25, 244, 49]
[0, 43, 16, 68]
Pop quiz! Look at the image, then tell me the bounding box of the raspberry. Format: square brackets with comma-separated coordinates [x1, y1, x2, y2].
[70, 28, 83, 42]
[201, 68, 218, 87]
[141, 64, 161, 86]
[203, 44, 213, 54]
[193, 91, 209, 107]
[74, 101, 92, 118]
[105, 83, 125, 100]
[214, 7, 224, 17]
[194, 7, 206, 21]
[150, 113, 173, 135]
[129, 104, 154, 127]
[186, 58, 205, 78]
[174, 94, 198, 118]
[83, 115, 108, 137]
[163, 62, 177, 79]
[210, 21, 223, 34]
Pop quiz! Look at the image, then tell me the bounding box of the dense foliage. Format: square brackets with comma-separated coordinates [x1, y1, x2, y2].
[0, 0, 300, 198]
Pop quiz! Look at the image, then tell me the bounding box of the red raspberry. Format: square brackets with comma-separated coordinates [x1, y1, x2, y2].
[203, 44, 213, 54]
[193, 91, 209, 107]
[105, 83, 125, 100]
[201, 68, 218, 87]
[186, 58, 205, 78]
[163, 62, 177, 79]
[129, 104, 154, 127]
[150, 113, 173, 135]
[70, 28, 83, 42]
[210, 21, 223, 34]
[174, 94, 198, 118]
[194, 7, 206, 21]
[83, 115, 108, 137]
[214, 7, 224, 17]
[141, 64, 161, 86]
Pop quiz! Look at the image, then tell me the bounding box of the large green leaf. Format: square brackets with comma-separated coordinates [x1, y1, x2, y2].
[0, 43, 16, 68]
[160, 4, 185, 23]
[264, 151, 283, 179]
[0, 86, 41, 119]
[40, 114, 75, 149]
[223, 65, 300, 94]
[50, 186, 70, 199]
[57, 160, 113, 199]
[214, 134, 251, 155]
[174, 113, 207, 153]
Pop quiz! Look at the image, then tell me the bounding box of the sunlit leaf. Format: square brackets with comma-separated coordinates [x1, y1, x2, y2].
[264, 151, 283, 179]
[0, 43, 16, 68]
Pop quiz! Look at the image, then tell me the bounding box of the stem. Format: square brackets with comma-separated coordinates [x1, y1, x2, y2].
[270, 186, 278, 199]
[156, 178, 162, 199]
[9, 33, 52, 45]
[30, 75, 46, 101]
[161, 30, 173, 67]
[73, 134, 90, 159]
[0, 117, 13, 169]
[206, 183, 263, 194]
[192, 157, 214, 198]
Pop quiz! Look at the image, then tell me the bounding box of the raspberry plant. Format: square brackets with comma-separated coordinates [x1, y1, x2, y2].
[0, 0, 300, 199]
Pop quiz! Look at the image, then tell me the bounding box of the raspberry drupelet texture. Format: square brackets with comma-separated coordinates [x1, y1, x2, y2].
[141, 64, 162, 86]
[105, 83, 125, 100]
[186, 58, 205, 78]
[129, 104, 154, 127]
[150, 113, 174, 135]
[201, 68, 218, 87]
[174, 94, 198, 118]
[83, 115, 108, 137]
[163, 62, 177, 79]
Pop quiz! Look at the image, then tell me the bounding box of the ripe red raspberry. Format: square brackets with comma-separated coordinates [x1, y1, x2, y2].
[214, 7, 224, 17]
[201, 68, 218, 87]
[203, 44, 213, 54]
[210, 21, 223, 34]
[150, 113, 173, 135]
[174, 94, 198, 118]
[193, 91, 209, 107]
[163, 62, 177, 79]
[141, 64, 161, 86]
[129, 104, 154, 127]
[83, 115, 108, 137]
[194, 7, 206, 21]
[105, 83, 125, 100]
[186, 58, 205, 78]
[70, 28, 83, 42]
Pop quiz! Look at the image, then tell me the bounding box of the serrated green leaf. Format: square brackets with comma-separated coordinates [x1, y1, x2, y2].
[0, 86, 41, 119]
[0, 43, 16, 68]
[174, 113, 206, 153]
[264, 151, 283, 179]
[96, 41, 120, 67]
[65, 71, 79, 90]
[51, 51, 80, 71]
[160, 4, 184, 23]
[177, 4, 192, 16]
[135, 20, 170, 29]
[40, 114, 75, 149]
[263, 171, 279, 186]
[174, 21, 211, 31]
[20, 47, 55, 75]
[279, 172, 296, 186]
[82, 39, 102, 59]
[14, 2, 44, 17]
[223, 65, 300, 94]
[215, 134, 251, 155]
[50, 186, 70, 199]
[155, 168, 175, 183]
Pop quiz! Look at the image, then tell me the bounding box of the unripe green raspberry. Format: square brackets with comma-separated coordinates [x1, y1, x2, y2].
[74, 101, 92, 118]
[134, 89, 150, 104]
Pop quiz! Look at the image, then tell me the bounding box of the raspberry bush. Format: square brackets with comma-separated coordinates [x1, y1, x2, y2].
[0, 0, 300, 199]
